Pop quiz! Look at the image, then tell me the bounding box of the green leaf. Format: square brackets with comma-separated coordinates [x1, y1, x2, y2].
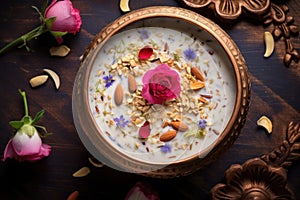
[35, 125, 52, 138]
[41, 0, 49, 15]
[32, 6, 43, 21]
[22, 116, 32, 124]
[9, 121, 24, 130]
[45, 17, 56, 30]
[32, 110, 45, 125]
[50, 31, 68, 37]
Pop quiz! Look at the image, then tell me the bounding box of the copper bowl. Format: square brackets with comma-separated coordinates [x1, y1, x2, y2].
[72, 6, 250, 178]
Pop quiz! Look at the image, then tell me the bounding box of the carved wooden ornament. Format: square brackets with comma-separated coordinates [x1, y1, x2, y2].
[178, 0, 299, 67]
[211, 121, 300, 200]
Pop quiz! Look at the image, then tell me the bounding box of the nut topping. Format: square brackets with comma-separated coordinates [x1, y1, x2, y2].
[114, 83, 124, 106]
[169, 121, 189, 132]
[191, 67, 205, 81]
[160, 130, 177, 142]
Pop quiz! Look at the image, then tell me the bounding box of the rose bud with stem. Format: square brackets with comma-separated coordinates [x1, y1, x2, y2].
[2, 89, 51, 162]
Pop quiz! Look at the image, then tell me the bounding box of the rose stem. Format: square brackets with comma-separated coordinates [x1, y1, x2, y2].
[19, 89, 29, 117]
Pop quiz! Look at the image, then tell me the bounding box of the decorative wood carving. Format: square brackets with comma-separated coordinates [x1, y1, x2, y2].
[179, 0, 270, 20]
[178, 0, 300, 67]
[211, 121, 300, 200]
[261, 121, 300, 169]
[263, 3, 300, 66]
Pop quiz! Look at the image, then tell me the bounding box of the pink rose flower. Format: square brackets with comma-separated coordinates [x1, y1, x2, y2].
[2, 125, 51, 162]
[142, 64, 181, 104]
[2, 90, 51, 162]
[0, 0, 82, 55]
[45, 0, 82, 44]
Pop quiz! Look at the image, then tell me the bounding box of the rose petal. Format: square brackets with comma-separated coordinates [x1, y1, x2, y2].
[12, 130, 42, 156]
[18, 144, 51, 162]
[138, 46, 153, 60]
[2, 139, 16, 161]
[139, 121, 151, 138]
[2, 130, 51, 162]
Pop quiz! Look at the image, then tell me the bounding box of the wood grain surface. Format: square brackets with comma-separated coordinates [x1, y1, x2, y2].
[0, 0, 299, 199]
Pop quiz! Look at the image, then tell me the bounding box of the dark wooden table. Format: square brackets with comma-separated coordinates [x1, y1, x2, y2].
[0, 0, 299, 199]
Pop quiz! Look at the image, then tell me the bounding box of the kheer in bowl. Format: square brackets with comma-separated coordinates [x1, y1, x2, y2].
[72, 6, 250, 177]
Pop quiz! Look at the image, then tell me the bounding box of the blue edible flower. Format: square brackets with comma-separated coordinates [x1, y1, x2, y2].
[183, 48, 196, 61]
[113, 115, 129, 128]
[198, 119, 207, 129]
[103, 74, 115, 88]
[160, 143, 172, 153]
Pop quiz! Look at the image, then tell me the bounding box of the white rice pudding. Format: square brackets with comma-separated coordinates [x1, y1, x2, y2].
[88, 26, 236, 164]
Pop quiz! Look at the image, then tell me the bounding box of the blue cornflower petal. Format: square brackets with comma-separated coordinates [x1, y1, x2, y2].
[183, 48, 196, 61]
[198, 119, 207, 129]
[103, 74, 115, 88]
[160, 143, 172, 153]
[114, 115, 129, 128]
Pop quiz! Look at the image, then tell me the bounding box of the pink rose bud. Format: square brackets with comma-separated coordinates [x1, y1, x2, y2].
[2, 90, 51, 162]
[2, 125, 51, 162]
[44, 0, 82, 44]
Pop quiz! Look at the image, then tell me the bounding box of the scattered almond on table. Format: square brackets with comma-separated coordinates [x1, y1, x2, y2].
[119, 0, 130, 12]
[72, 166, 90, 177]
[88, 157, 104, 168]
[29, 68, 60, 90]
[263, 31, 274, 58]
[257, 115, 273, 134]
[43, 68, 60, 90]
[29, 75, 49, 88]
[49, 45, 70, 57]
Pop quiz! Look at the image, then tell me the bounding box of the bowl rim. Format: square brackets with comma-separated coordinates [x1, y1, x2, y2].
[73, 6, 249, 173]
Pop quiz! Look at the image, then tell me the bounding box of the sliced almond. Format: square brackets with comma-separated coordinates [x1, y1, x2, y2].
[120, 0, 130, 12]
[190, 81, 205, 90]
[114, 83, 124, 106]
[198, 96, 209, 103]
[185, 66, 191, 75]
[160, 130, 177, 142]
[49, 45, 70, 57]
[128, 74, 137, 93]
[169, 121, 189, 132]
[88, 157, 104, 168]
[264, 31, 274, 58]
[29, 75, 49, 88]
[191, 67, 205, 81]
[72, 166, 90, 177]
[257, 115, 272, 134]
[162, 120, 169, 128]
[43, 68, 60, 90]
[173, 61, 183, 70]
